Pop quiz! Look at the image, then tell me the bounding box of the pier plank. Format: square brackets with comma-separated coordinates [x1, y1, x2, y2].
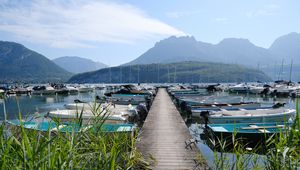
[136, 88, 208, 169]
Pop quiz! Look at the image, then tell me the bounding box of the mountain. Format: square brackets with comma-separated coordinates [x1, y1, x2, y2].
[126, 36, 216, 65]
[125, 36, 273, 66]
[68, 61, 271, 83]
[215, 38, 273, 65]
[53, 56, 107, 74]
[0, 41, 72, 83]
[269, 32, 300, 64]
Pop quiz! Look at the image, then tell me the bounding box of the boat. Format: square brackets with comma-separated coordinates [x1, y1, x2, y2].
[204, 122, 291, 149]
[291, 89, 300, 98]
[64, 102, 105, 110]
[7, 120, 135, 133]
[104, 84, 150, 97]
[228, 83, 250, 93]
[0, 89, 4, 96]
[64, 102, 137, 114]
[197, 108, 295, 124]
[32, 85, 56, 95]
[66, 85, 79, 94]
[248, 85, 265, 94]
[47, 109, 128, 124]
[78, 85, 94, 93]
[48, 102, 139, 124]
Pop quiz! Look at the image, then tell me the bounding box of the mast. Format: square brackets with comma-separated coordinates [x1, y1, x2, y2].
[137, 65, 140, 84]
[289, 59, 293, 82]
[157, 63, 160, 83]
[278, 59, 284, 80]
[129, 65, 132, 83]
[109, 67, 112, 83]
[167, 65, 170, 83]
[174, 65, 177, 83]
[120, 66, 122, 83]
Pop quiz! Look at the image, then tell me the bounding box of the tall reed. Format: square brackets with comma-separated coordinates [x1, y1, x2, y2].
[0, 99, 148, 169]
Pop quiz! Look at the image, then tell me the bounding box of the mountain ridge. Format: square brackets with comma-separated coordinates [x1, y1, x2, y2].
[125, 33, 299, 66]
[0, 41, 72, 83]
[53, 56, 107, 74]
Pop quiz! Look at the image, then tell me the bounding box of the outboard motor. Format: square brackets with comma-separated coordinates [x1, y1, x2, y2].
[186, 106, 192, 118]
[260, 87, 270, 96]
[200, 111, 210, 128]
[179, 101, 188, 112]
[272, 102, 286, 109]
[134, 103, 149, 126]
[145, 96, 152, 111]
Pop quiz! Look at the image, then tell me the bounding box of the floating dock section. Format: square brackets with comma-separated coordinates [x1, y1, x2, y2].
[136, 88, 208, 169]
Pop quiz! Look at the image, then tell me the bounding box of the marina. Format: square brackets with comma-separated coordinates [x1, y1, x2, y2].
[0, 82, 300, 169]
[1, 1, 300, 168]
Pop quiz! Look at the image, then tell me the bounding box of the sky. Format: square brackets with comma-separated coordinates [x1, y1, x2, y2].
[0, 0, 299, 66]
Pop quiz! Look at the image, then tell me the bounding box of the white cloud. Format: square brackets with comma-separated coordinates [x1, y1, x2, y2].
[0, 0, 185, 48]
[246, 4, 280, 18]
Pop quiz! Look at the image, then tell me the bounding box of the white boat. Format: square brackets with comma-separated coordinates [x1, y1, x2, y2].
[78, 85, 94, 93]
[191, 102, 262, 116]
[197, 108, 295, 124]
[228, 84, 250, 93]
[64, 102, 136, 113]
[0, 89, 4, 95]
[66, 86, 79, 94]
[248, 85, 265, 94]
[107, 96, 146, 105]
[32, 85, 56, 95]
[49, 104, 137, 124]
[64, 102, 104, 110]
[47, 109, 127, 124]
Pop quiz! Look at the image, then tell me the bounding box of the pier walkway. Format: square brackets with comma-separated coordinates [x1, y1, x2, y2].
[136, 88, 208, 169]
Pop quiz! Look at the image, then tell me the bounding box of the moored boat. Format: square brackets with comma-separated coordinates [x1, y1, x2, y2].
[204, 122, 291, 149]
[47, 109, 128, 124]
[7, 120, 135, 133]
[32, 85, 56, 95]
[197, 108, 295, 124]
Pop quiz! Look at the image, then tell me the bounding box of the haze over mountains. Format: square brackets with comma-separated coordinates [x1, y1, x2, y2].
[53, 56, 107, 74]
[0, 41, 72, 83]
[126, 32, 300, 67]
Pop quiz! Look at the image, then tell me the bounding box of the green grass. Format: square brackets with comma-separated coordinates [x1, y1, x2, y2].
[0, 98, 149, 169]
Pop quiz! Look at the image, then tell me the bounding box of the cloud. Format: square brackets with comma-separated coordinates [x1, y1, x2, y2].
[246, 4, 280, 18]
[0, 0, 185, 48]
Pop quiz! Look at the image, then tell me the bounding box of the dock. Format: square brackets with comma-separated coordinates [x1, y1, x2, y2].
[136, 88, 208, 169]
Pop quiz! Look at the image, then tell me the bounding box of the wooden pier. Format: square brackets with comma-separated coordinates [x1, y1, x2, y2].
[136, 88, 208, 169]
